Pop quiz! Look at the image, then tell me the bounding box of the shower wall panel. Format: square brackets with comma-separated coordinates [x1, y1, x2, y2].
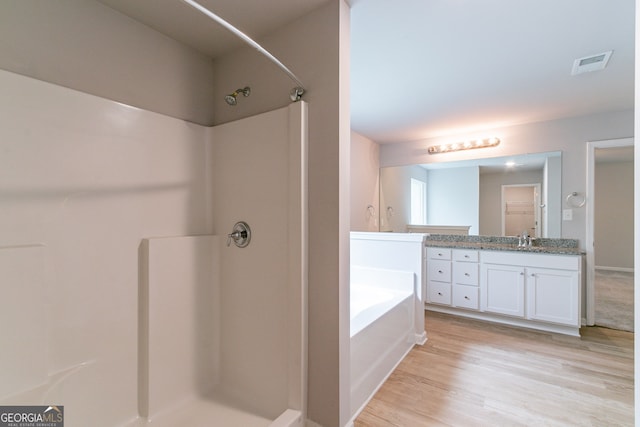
[140, 235, 220, 418]
[209, 103, 307, 420]
[0, 69, 209, 426]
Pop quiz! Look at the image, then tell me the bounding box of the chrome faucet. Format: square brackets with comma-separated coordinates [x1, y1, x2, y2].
[518, 230, 528, 247]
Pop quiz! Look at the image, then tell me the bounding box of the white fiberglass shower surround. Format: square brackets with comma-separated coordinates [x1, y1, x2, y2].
[0, 69, 307, 426]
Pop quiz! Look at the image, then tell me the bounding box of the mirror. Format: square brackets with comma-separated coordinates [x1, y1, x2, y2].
[379, 151, 562, 237]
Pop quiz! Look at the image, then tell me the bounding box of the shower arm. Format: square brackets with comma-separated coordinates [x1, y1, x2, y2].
[180, 0, 306, 100]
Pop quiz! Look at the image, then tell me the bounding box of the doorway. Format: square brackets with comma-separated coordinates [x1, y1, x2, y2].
[501, 184, 541, 237]
[586, 138, 634, 329]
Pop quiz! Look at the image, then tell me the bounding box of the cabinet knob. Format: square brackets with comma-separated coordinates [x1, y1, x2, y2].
[530, 273, 536, 277]
[438, 270, 443, 274]
[520, 272, 524, 276]
[464, 255, 470, 258]
[437, 292, 443, 296]
[464, 296, 470, 300]
[438, 253, 443, 256]
[464, 273, 470, 276]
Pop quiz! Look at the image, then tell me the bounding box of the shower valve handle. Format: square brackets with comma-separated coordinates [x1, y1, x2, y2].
[226, 230, 245, 246]
[226, 221, 251, 248]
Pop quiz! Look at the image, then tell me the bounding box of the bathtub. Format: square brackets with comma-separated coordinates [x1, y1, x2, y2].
[350, 265, 416, 419]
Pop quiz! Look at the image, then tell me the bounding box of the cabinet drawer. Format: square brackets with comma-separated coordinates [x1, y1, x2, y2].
[453, 262, 479, 286]
[428, 281, 451, 305]
[453, 284, 479, 310]
[427, 248, 451, 260]
[453, 249, 478, 262]
[428, 260, 451, 282]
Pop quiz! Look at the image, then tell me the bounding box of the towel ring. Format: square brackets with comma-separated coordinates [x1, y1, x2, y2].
[565, 192, 586, 208]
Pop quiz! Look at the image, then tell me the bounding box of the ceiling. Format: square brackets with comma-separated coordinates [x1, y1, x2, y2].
[351, 0, 635, 143]
[97, 0, 329, 57]
[98, 0, 634, 144]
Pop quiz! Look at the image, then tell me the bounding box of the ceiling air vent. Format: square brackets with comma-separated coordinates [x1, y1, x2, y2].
[571, 50, 613, 75]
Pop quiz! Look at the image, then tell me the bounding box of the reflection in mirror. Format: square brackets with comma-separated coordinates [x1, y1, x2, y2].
[379, 151, 562, 237]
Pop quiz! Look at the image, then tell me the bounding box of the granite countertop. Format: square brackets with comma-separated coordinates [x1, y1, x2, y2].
[423, 234, 584, 255]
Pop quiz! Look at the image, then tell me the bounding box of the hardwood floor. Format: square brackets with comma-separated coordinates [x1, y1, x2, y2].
[355, 311, 634, 426]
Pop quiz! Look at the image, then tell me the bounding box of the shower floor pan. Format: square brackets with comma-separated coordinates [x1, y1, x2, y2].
[129, 394, 301, 427]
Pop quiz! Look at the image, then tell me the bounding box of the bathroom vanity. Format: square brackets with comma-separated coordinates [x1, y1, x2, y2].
[425, 235, 583, 336]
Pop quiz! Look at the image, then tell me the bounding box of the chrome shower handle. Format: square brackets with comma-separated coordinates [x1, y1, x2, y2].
[226, 231, 242, 246]
[226, 221, 251, 248]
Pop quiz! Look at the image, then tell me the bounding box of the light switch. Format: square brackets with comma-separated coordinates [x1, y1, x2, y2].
[563, 209, 573, 221]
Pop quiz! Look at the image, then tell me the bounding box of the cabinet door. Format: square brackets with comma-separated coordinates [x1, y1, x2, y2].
[481, 264, 525, 317]
[526, 268, 579, 326]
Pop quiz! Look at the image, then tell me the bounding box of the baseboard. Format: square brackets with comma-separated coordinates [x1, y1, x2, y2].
[595, 265, 634, 273]
[346, 343, 415, 427]
[415, 331, 428, 345]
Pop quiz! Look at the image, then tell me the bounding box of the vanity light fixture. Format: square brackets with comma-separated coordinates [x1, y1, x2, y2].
[427, 137, 500, 154]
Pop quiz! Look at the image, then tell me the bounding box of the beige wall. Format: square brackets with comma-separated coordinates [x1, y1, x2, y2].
[595, 160, 634, 269]
[479, 169, 544, 236]
[350, 131, 380, 231]
[634, 2, 639, 420]
[211, 2, 351, 425]
[0, 0, 215, 125]
[380, 110, 634, 249]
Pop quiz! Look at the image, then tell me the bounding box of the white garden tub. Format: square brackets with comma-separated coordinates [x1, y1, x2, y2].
[349, 265, 415, 419]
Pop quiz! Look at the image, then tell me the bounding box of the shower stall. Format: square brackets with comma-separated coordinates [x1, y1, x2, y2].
[0, 69, 307, 426]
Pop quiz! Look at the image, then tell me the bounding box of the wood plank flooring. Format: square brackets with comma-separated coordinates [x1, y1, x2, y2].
[355, 311, 634, 426]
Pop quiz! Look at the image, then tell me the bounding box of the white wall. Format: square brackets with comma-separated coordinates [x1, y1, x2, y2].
[210, 2, 352, 425]
[350, 131, 380, 231]
[595, 160, 634, 269]
[0, 70, 208, 426]
[427, 167, 479, 234]
[0, 0, 215, 125]
[381, 110, 634, 248]
[544, 156, 562, 237]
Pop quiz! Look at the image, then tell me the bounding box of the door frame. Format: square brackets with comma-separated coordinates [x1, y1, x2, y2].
[501, 183, 541, 237]
[585, 137, 634, 325]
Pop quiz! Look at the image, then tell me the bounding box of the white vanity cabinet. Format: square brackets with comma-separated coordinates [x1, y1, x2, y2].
[452, 250, 479, 310]
[426, 248, 451, 305]
[480, 251, 581, 330]
[427, 248, 480, 310]
[426, 246, 582, 336]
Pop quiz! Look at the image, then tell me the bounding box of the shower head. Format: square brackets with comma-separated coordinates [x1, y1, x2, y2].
[224, 86, 251, 106]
